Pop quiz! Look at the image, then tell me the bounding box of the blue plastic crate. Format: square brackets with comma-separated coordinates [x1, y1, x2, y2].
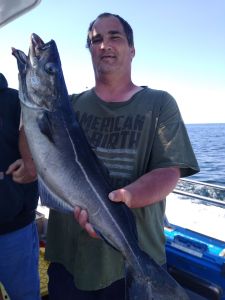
[165, 226, 225, 299]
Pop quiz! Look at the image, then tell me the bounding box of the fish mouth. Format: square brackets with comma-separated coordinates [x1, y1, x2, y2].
[31, 33, 45, 50]
[12, 33, 51, 68]
[30, 33, 52, 66]
[12, 47, 27, 66]
[31, 33, 53, 55]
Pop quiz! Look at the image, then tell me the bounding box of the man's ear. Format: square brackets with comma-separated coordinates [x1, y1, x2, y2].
[130, 47, 135, 59]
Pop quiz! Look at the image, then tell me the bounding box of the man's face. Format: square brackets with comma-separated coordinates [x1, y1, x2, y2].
[89, 16, 135, 76]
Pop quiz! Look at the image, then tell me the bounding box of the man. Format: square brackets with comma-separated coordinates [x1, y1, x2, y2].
[0, 73, 40, 300]
[45, 13, 199, 300]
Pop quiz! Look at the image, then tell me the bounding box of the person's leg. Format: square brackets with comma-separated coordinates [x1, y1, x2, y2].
[48, 262, 101, 300]
[0, 222, 40, 300]
[97, 278, 125, 300]
[48, 262, 126, 300]
[48, 262, 78, 300]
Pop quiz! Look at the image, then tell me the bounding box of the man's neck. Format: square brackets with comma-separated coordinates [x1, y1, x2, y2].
[94, 78, 142, 102]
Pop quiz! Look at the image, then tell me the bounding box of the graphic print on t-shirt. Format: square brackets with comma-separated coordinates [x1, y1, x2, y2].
[76, 111, 146, 188]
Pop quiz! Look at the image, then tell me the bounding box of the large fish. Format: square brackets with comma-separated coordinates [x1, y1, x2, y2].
[12, 34, 189, 300]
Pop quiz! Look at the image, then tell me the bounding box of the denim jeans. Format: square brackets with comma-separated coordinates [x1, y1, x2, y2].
[0, 222, 40, 300]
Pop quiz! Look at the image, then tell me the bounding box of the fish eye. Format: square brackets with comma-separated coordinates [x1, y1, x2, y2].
[45, 62, 57, 74]
[41, 43, 51, 50]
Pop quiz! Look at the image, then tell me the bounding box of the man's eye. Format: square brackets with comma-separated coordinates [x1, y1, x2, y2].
[111, 36, 120, 39]
[91, 38, 102, 44]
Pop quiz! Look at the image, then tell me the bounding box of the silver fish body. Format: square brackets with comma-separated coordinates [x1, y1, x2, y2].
[12, 34, 189, 300]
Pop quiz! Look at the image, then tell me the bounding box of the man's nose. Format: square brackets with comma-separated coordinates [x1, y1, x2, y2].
[100, 38, 111, 50]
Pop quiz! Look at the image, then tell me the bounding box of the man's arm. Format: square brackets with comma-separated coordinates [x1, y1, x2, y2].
[109, 167, 180, 208]
[6, 126, 37, 183]
[74, 167, 180, 237]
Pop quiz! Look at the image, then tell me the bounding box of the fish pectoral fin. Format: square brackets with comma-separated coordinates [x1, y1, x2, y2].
[37, 111, 54, 143]
[38, 176, 73, 213]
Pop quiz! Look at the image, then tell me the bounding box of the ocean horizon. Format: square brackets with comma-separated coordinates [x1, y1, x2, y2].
[184, 123, 225, 186]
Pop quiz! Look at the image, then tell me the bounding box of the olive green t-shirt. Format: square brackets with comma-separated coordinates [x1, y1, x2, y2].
[45, 87, 199, 290]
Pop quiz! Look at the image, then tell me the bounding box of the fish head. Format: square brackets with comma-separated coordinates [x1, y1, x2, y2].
[12, 33, 66, 111]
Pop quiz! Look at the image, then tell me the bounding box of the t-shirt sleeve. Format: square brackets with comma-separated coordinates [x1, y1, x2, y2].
[149, 92, 200, 177]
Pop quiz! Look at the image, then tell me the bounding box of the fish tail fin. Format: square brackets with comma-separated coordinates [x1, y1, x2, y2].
[125, 261, 153, 300]
[125, 249, 189, 300]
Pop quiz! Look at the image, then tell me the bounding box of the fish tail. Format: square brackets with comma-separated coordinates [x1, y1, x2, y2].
[125, 261, 153, 300]
[125, 249, 189, 300]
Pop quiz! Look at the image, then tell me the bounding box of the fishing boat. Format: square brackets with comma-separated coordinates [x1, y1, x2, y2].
[36, 178, 225, 300]
[165, 178, 225, 300]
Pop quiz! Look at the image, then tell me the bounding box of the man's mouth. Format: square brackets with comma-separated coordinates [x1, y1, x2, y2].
[101, 55, 116, 60]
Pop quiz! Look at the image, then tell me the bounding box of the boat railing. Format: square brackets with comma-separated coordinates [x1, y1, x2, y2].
[172, 178, 225, 207]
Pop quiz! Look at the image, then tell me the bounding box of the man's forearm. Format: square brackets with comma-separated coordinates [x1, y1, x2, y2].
[18, 126, 37, 180]
[109, 167, 180, 208]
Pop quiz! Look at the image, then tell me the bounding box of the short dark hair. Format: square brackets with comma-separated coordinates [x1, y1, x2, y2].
[86, 12, 134, 49]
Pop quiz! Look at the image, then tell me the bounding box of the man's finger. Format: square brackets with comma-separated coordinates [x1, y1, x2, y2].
[79, 210, 88, 227]
[74, 206, 81, 220]
[85, 223, 99, 239]
[6, 160, 21, 175]
[109, 189, 132, 207]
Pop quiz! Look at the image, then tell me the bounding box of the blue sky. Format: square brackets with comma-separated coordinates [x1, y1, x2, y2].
[0, 0, 224, 124]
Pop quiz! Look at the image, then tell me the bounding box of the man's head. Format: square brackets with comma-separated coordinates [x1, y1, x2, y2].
[86, 13, 135, 78]
[86, 13, 134, 49]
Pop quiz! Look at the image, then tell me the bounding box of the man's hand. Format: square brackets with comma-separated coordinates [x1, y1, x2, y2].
[74, 206, 99, 239]
[109, 189, 132, 207]
[6, 159, 37, 184]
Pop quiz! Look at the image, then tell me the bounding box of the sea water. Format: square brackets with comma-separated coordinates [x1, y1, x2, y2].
[166, 123, 225, 241]
[187, 123, 225, 186]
